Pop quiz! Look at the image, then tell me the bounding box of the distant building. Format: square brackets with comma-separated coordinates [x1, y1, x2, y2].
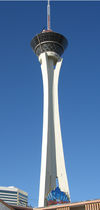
[0, 186, 28, 207]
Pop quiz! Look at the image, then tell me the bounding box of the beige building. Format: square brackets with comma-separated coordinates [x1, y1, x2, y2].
[39, 199, 100, 210]
[0, 199, 100, 210]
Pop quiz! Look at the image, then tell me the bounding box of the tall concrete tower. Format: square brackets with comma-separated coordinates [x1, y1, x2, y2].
[31, 1, 70, 207]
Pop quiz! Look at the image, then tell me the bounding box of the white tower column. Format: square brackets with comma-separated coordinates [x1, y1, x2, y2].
[38, 52, 70, 207]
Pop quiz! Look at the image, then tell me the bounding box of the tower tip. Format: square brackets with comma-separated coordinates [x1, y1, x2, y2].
[47, 0, 51, 30]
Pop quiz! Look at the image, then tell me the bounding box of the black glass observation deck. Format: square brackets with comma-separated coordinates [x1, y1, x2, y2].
[31, 30, 68, 57]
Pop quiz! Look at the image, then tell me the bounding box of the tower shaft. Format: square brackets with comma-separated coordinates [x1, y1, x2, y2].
[38, 52, 70, 207]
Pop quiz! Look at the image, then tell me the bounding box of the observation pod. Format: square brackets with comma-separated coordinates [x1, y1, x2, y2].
[31, 30, 70, 207]
[31, 30, 68, 61]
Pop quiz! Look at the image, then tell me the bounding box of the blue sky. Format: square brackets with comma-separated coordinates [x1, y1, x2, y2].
[0, 1, 100, 207]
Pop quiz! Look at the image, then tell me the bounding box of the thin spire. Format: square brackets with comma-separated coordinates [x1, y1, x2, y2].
[47, 0, 50, 30]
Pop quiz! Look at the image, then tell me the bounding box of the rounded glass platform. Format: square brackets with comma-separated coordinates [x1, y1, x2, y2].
[31, 30, 68, 57]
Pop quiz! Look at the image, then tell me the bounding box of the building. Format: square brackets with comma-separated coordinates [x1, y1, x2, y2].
[0, 199, 100, 210]
[35, 199, 100, 210]
[0, 186, 28, 207]
[31, 0, 70, 207]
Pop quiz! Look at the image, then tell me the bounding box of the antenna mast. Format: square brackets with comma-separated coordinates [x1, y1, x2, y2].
[47, 0, 50, 30]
